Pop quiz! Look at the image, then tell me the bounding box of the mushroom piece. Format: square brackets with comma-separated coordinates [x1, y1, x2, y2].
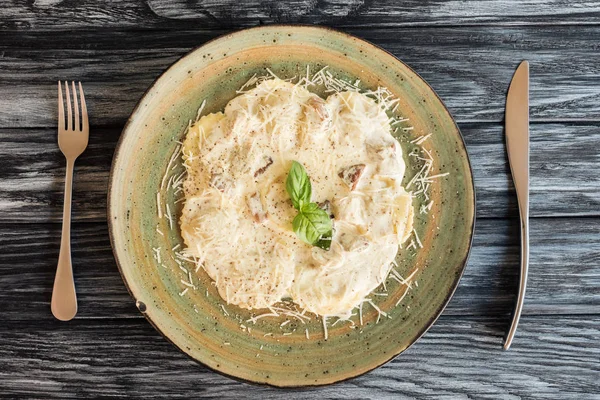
[253, 155, 273, 178]
[307, 97, 329, 121]
[338, 164, 366, 191]
[338, 232, 369, 253]
[209, 173, 231, 192]
[367, 142, 396, 160]
[317, 200, 334, 219]
[246, 192, 267, 223]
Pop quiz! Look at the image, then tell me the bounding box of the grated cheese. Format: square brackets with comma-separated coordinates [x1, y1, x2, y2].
[165, 203, 173, 230]
[152, 247, 161, 264]
[195, 99, 206, 122]
[359, 302, 364, 326]
[420, 200, 434, 214]
[156, 192, 163, 219]
[366, 299, 387, 324]
[161, 145, 181, 190]
[180, 279, 195, 288]
[151, 65, 444, 339]
[395, 288, 409, 307]
[410, 133, 432, 145]
[413, 229, 423, 249]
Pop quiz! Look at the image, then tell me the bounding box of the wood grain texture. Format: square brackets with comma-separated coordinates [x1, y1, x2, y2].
[1, 26, 600, 128]
[2, 0, 600, 30]
[0, 218, 598, 321]
[0, 316, 597, 398]
[1, 123, 598, 222]
[1, 1, 600, 396]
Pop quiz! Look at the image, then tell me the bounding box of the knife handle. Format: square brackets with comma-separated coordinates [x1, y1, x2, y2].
[504, 198, 529, 350]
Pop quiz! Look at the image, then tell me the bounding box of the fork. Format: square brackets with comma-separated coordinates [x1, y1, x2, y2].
[51, 81, 89, 321]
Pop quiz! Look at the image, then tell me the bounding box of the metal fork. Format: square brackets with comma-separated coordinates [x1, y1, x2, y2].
[51, 81, 89, 321]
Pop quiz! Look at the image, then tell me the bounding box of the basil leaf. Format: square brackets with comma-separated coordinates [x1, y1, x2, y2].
[292, 213, 320, 245]
[286, 161, 311, 210]
[286, 161, 333, 250]
[293, 203, 333, 246]
[315, 231, 332, 251]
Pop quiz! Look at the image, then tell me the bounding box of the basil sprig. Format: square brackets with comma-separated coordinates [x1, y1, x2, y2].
[286, 161, 312, 209]
[286, 161, 332, 250]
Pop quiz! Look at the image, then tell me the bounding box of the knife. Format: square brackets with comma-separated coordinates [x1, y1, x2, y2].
[504, 61, 530, 350]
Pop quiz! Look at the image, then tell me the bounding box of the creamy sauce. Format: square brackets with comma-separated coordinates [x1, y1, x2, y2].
[180, 78, 413, 317]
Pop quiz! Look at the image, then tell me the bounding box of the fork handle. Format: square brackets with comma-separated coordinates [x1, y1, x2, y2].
[51, 158, 78, 321]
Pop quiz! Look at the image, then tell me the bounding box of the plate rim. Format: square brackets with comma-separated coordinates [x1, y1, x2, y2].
[107, 24, 476, 387]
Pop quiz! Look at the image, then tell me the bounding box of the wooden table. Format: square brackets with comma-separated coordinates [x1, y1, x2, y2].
[1, 1, 599, 398]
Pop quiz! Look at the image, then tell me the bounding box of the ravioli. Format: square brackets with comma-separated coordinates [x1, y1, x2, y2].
[180, 78, 413, 317]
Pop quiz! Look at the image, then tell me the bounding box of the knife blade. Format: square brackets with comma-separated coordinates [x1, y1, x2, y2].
[504, 61, 530, 350]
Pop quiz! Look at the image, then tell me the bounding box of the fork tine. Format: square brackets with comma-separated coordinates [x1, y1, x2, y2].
[78, 82, 88, 130]
[58, 81, 65, 130]
[65, 81, 72, 131]
[72, 81, 79, 131]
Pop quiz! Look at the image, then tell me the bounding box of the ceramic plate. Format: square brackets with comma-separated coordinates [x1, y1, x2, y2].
[108, 25, 475, 387]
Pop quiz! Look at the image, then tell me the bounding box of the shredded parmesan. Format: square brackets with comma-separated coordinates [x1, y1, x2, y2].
[410, 133, 432, 145]
[195, 99, 206, 122]
[165, 203, 173, 230]
[152, 247, 161, 264]
[366, 299, 387, 324]
[420, 200, 434, 214]
[413, 229, 423, 249]
[151, 65, 442, 340]
[161, 145, 181, 190]
[359, 302, 364, 326]
[156, 192, 163, 218]
[180, 280, 195, 288]
[395, 288, 409, 307]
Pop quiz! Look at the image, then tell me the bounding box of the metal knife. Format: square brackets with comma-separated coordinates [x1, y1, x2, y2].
[504, 61, 530, 350]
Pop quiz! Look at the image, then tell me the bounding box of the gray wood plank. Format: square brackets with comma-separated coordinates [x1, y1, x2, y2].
[1, 26, 600, 128]
[0, 1, 598, 397]
[0, 316, 597, 398]
[0, 218, 598, 321]
[0, 126, 118, 223]
[1, 0, 600, 30]
[1, 123, 598, 222]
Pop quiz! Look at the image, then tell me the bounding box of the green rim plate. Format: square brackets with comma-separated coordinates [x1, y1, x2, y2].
[108, 25, 475, 387]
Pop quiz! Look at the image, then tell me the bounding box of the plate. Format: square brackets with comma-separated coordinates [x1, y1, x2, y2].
[108, 25, 475, 387]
